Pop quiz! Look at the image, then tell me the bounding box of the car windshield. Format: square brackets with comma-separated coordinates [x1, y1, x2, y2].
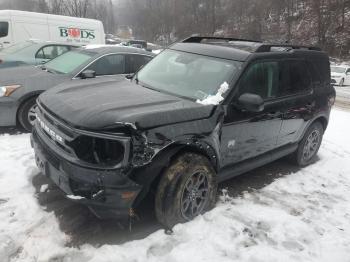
[136, 49, 242, 101]
[1, 41, 34, 54]
[331, 66, 346, 74]
[45, 50, 95, 74]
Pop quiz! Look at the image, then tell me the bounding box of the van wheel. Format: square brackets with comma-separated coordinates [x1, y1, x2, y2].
[155, 153, 217, 229]
[339, 78, 344, 87]
[292, 122, 324, 167]
[18, 97, 38, 132]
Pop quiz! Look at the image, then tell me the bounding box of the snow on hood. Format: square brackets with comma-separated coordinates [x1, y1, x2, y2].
[196, 82, 230, 105]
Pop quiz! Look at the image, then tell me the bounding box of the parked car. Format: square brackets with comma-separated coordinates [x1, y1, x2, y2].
[31, 36, 335, 229]
[0, 45, 154, 131]
[331, 65, 350, 86]
[0, 10, 105, 49]
[0, 40, 78, 69]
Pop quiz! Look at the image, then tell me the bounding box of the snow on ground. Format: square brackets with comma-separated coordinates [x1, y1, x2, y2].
[1, 108, 350, 262]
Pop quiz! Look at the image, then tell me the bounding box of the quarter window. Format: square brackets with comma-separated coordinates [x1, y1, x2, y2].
[239, 61, 279, 99]
[0, 22, 9, 37]
[87, 54, 126, 76]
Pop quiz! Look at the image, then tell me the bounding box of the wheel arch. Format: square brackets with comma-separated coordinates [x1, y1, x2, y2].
[16, 92, 42, 121]
[131, 142, 219, 207]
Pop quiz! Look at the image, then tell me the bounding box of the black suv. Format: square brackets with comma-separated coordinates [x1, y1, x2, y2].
[31, 37, 335, 228]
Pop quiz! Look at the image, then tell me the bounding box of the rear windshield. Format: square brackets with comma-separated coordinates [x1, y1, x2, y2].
[1, 41, 34, 54]
[45, 50, 95, 74]
[0, 21, 9, 38]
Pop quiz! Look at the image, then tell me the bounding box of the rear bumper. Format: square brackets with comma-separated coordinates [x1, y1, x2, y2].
[31, 127, 142, 220]
[0, 97, 18, 127]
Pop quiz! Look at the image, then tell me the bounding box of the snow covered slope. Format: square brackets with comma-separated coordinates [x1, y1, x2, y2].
[0, 108, 349, 262]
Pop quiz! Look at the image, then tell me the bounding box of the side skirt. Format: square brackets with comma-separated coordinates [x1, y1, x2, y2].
[218, 143, 298, 183]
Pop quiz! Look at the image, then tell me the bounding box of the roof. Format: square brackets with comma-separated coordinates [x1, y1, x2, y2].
[170, 36, 324, 62]
[0, 10, 102, 24]
[80, 45, 155, 56]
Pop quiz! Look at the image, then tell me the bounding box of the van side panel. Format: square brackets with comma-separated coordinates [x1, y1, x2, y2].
[11, 12, 50, 43]
[0, 10, 105, 47]
[47, 17, 105, 45]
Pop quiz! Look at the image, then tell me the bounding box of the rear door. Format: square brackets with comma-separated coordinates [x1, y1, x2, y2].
[276, 59, 315, 146]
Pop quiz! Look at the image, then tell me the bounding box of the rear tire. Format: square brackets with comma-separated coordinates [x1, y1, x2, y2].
[18, 97, 38, 132]
[155, 153, 217, 229]
[292, 121, 324, 167]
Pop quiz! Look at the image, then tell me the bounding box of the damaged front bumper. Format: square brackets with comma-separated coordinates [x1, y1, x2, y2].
[31, 127, 142, 220]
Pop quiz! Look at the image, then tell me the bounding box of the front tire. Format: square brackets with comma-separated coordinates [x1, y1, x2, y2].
[155, 153, 217, 229]
[292, 122, 324, 167]
[339, 78, 344, 87]
[18, 97, 38, 132]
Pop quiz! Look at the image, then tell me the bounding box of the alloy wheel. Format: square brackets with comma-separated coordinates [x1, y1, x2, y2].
[302, 130, 321, 162]
[181, 171, 209, 220]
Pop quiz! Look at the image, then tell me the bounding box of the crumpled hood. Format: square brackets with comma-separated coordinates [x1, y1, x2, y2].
[0, 65, 64, 88]
[39, 78, 215, 130]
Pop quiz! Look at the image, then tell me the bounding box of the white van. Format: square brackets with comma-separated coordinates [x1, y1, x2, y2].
[0, 10, 105, 49]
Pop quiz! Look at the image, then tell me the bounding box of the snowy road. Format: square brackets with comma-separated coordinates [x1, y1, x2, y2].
[0, 108, 350, 262]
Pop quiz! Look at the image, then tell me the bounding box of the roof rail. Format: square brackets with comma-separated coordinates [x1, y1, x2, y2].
[182, 36, 262, 44]
[255, 44, 322, 52]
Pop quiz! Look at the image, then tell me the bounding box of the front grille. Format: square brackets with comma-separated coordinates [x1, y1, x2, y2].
[33, 130, 60, 169]
[37, 104, 76, 156]
[36, 103, 129, 169]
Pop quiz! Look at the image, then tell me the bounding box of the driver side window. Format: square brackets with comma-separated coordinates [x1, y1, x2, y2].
[238, 61, 279, 99]
[87, 54, 126, 76]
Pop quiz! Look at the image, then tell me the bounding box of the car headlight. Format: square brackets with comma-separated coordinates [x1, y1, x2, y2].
[0, 85, 21, 97]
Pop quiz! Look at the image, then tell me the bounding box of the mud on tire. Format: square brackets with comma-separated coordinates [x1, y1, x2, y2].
[155, 153, 217, 229]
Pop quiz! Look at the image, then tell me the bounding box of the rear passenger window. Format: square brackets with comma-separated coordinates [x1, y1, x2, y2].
[239, 61, 279, 99]
[36, 45, 70, 60]
[0, 22, 9, 37]
[88, 54, 126, 76]
[279, 60, 312, 96]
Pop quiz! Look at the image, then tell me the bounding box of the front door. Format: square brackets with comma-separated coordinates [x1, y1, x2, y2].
[221, 60, 283, 167]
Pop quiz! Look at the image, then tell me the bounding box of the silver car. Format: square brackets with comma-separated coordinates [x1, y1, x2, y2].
[0, 40, 77, 69]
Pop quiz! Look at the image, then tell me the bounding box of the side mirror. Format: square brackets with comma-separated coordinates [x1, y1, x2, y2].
[80, 70, 96, 79]
[237, 93, 264, 112]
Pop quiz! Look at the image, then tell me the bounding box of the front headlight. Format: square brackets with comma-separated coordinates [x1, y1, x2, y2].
[0, 85, 21, 97]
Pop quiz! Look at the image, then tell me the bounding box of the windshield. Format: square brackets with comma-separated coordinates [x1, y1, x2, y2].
[331, 66, 346, 74]
[1, 41, 34, 54]
[136, 50, 242, 101]
[45, 50, 95, 74]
